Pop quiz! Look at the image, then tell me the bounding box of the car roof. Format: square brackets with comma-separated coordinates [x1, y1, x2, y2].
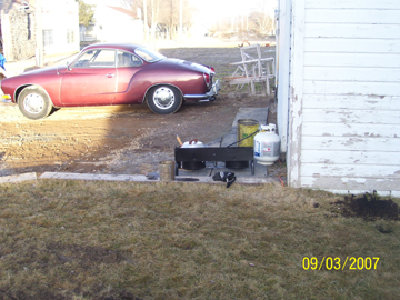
[82, 43, 142, 53]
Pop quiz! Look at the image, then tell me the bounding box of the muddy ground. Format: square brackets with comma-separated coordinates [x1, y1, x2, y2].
[0, 47, 275, 176]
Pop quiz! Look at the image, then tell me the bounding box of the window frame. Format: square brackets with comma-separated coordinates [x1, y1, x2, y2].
[116, 50, 143, 68]
[70, 48, 117, 69]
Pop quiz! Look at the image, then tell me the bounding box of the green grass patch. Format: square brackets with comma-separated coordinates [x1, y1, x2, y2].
[0, 180, 399, 299]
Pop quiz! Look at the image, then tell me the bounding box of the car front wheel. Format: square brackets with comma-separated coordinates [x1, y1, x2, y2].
[18, 86, 53, 120]
[147, 85, 182, 114]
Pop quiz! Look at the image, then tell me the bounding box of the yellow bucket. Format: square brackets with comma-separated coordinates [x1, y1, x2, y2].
[237, 119, 259, 147]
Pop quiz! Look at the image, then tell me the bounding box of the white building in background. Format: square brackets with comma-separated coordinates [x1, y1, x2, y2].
[81, 0, 143, 44]
[0, 0, 79, 62]
[277, 0, 400, 196]
[37, 0, 80, 56]
[95, 5, 143, 43]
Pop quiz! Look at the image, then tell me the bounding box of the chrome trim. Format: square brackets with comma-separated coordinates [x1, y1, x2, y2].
[1, 94, 12, 103]
[22, 92, 45, 114]
[0, 86, 11, 102]
[152, 86, 175, 110]
[184, 79, 220, 100]
[213, 79, 221, 94]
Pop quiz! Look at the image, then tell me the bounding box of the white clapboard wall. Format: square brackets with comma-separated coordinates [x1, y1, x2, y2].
[287, 0, 400, 196]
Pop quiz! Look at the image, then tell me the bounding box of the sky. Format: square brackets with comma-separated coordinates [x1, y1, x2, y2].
[82, 0, 278, 32]
[188, 0, 277, 32]
[83, 0, 278, 18]
[190, 0, 277, 19]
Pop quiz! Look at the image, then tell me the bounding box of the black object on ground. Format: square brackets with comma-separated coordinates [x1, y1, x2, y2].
[174, 147, 254, 175]
[225, 160, 249, 169]
[175, 177, 200, 182]
[332, 191, 399, 221]
[181, 161, 206, 170]
[212, 171, 237, 188]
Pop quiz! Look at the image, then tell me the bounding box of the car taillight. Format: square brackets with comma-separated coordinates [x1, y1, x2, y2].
[210, 67, 215, 73]
[203, 72, 211, 88]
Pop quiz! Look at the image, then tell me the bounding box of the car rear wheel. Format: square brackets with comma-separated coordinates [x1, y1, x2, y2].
[147, 85, 182, 114]
[18, 86, 53, 120]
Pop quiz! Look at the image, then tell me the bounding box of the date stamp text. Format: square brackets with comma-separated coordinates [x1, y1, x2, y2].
[302, 257, 380, 271]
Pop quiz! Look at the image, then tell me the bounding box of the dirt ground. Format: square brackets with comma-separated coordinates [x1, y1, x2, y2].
[0, 47, 274, 176]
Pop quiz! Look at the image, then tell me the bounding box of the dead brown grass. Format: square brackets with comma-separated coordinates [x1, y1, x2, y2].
[0, 180, 399, 299]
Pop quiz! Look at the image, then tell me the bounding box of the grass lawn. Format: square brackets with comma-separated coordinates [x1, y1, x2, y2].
[0, 180, 399, 299]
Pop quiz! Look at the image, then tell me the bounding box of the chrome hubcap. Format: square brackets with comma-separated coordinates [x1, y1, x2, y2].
[153, 87, 175, 110]
[23, 93, 44, 114]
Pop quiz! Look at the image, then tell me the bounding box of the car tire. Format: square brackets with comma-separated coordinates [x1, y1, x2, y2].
[18, 86, 53, 120]
[147, 85, 182, 114]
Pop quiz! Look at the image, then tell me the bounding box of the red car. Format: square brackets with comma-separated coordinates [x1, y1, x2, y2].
[1, 43, 220, 119]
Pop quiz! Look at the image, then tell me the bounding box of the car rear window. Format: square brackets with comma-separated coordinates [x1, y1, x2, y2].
[117, 51, 142, 68]
[134, 48, 163, 62]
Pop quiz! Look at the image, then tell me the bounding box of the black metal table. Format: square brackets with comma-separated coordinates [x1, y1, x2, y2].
[174, 147, 254, 176]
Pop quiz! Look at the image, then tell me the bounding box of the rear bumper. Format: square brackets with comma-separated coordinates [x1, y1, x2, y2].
[183, 79, 221, 101]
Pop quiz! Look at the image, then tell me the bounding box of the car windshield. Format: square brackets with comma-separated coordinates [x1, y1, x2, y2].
[134, 47, 164, 62]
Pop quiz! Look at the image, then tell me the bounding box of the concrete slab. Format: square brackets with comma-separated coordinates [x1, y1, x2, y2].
[206, 107, 269, 148]
[180, 106, 279, 181]
[176, 160, 273, 179]
[38, 172, 274, 185]
[40, 172, 148, 182]
[0, 172, 37, 183]
[175, 176, 275, 184]
[231, 107, 270, 128]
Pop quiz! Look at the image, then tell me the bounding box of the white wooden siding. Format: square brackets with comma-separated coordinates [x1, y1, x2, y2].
[287, 0, 400, 196]
[304, 38, 400, 53]
[305, 0, 400, 10]
[304, 53, 400, 68]
[305, 9, 400, 24]
[304, 23, 400, 39]
[277, 0, 293, 153]
[304, 67, 400, 82]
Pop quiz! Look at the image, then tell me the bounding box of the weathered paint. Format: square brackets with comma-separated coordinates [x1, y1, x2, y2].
[277, 0, 292, 152]
[287, 0, 305, 188]
[284, 0, 400, 195]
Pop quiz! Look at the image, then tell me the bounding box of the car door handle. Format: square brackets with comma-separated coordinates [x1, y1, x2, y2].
[106, 73, 115, 78]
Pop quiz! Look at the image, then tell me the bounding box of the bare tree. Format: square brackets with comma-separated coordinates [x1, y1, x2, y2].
[149, 0, 160, 39]
[210, 10, 275, 38]
[142, 0, 148, 39]
[124, 0, 191, 40]
[248, 11, 274, 34]
[158, 0, 191, 39]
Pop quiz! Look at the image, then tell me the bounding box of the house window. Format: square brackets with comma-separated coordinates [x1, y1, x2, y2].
[43, 29, 53, 47]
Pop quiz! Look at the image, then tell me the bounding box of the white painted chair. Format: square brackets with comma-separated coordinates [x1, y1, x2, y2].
[229, 44, 275, 95]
